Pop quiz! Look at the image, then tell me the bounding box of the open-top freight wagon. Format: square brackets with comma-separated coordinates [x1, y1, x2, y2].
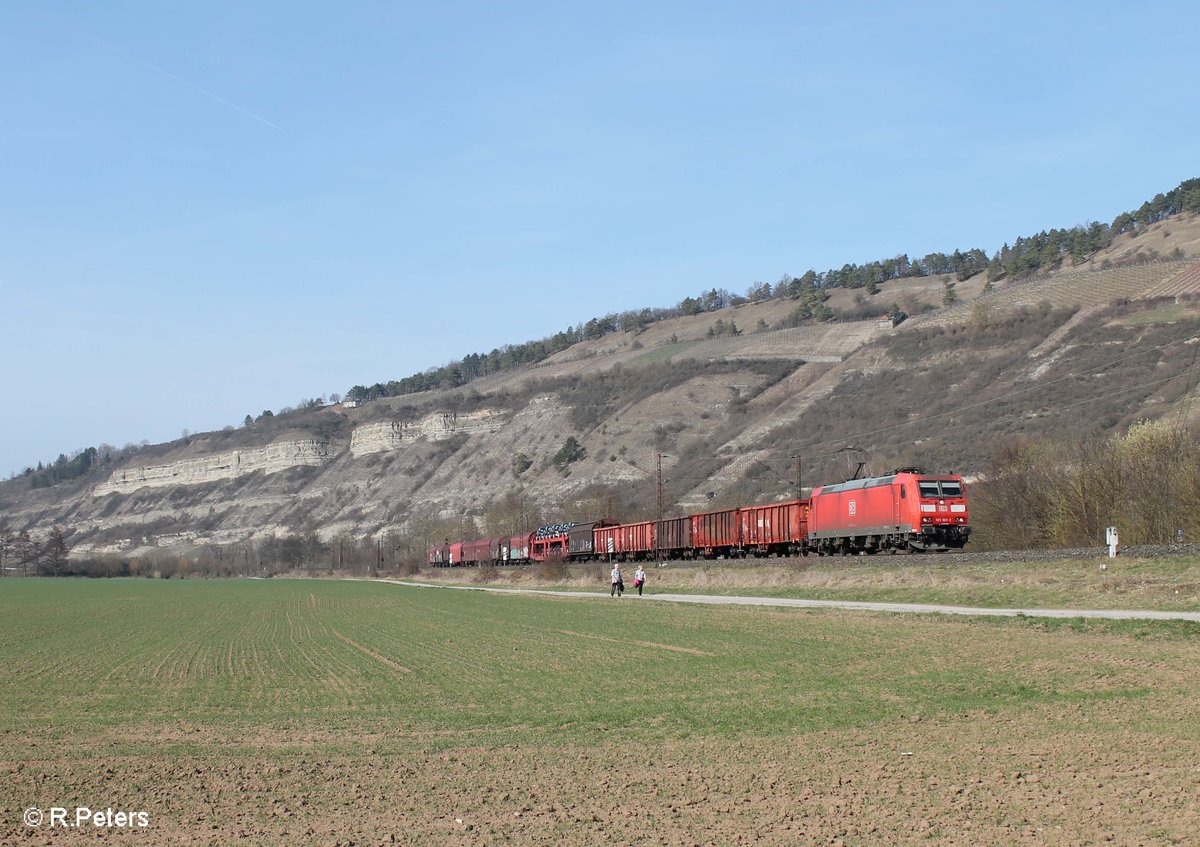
[594, 521, 655, 560]
[739, 499, 809, 557]
[690, 507, 741, 558]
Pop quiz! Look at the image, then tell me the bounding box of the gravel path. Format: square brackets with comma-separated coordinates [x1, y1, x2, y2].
[373, 579, 1200, 623]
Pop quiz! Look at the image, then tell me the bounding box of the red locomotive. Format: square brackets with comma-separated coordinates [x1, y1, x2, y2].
[807, 469, 969, 554]
[427, 468, 969, 565]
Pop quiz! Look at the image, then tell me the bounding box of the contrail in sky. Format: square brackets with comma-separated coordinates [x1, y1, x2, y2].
[81, 31, 285, 132]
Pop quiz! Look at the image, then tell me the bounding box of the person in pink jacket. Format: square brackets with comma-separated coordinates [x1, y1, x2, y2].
[633, 566, 647, 596]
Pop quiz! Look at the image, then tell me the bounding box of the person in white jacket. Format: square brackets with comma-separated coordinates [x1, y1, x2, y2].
[633, 566, 647, 596]
[610, 565, 624, 597]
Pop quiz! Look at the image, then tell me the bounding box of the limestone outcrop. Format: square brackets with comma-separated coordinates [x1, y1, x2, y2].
[350, 409, 506, 457]
[94, 439, 335, 496]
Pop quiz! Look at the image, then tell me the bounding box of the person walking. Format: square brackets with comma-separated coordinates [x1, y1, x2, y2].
[633, 565, 647, 596]
[610, 564, 624, 597]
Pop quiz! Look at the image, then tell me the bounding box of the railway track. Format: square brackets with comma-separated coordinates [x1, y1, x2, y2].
[428, 542, 1200, 571]
[643, 541, 1200, 569]
[913, 541, 1200, 565]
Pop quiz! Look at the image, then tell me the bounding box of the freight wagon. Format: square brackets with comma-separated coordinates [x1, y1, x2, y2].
[529, 520, 617, 561]
[462, 537, 505, 566]
[655, 516, 692, 559]
[568, 520, 615, 557]
[739, 499, 809, 557]
[594, 520, 656, 561]
[690, 507, 741, 558]
[502, 533, 531, 564]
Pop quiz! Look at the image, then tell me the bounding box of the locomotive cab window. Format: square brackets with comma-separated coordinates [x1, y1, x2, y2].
[939, 481, 963, 498]
[900, 485, 906, 499]
[918, 481, 940, 498]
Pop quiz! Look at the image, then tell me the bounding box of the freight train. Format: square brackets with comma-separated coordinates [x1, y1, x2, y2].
[427, 468, 969, 566]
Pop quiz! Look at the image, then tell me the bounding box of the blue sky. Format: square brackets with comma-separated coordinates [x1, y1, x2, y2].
[2, 1, 1198, 476]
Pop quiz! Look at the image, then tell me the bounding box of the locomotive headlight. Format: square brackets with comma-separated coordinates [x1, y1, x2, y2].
[955, 517, 965, 524]
[921, 517, 932, 524]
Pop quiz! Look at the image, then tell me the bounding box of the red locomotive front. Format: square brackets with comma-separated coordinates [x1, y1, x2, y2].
[903, 475, 969, 546]
[808, 469, 969, 555]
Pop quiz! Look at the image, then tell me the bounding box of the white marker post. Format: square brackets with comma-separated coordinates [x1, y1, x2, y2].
[1104, 526, 1119, 565]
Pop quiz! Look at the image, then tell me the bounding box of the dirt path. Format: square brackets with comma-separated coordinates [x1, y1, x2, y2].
[371, 578, 1200, 622]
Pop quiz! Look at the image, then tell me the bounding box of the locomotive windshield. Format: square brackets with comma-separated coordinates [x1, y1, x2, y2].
[917, 480, 962, 498]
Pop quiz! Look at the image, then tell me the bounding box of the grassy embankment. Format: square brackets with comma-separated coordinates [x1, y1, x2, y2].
[410, 553, 1200, 613]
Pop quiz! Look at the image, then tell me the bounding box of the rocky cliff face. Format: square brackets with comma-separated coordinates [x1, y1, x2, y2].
[1, 407, 519, 557]
[85, 410, 511, 500]
[349, 410, 507, 457]
[94, 439, 336, 495]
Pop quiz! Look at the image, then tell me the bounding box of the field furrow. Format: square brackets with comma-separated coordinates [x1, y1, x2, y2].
[2, 578, 1198, 846]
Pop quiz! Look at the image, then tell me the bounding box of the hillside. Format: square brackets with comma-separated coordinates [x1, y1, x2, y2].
[3, 215, 1200, 564]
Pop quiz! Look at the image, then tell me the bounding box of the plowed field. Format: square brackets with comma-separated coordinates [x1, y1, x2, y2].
[2, 579, 1197, 845]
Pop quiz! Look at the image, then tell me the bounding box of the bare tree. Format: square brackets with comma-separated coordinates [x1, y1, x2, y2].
[0, 525, 11, 577]
[42, 527, 69, 576]
[257, 535, 281, 573]
[279, 536, 305, 570]
[15, 531, 40, 577]
[484, 489, 542, 537]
